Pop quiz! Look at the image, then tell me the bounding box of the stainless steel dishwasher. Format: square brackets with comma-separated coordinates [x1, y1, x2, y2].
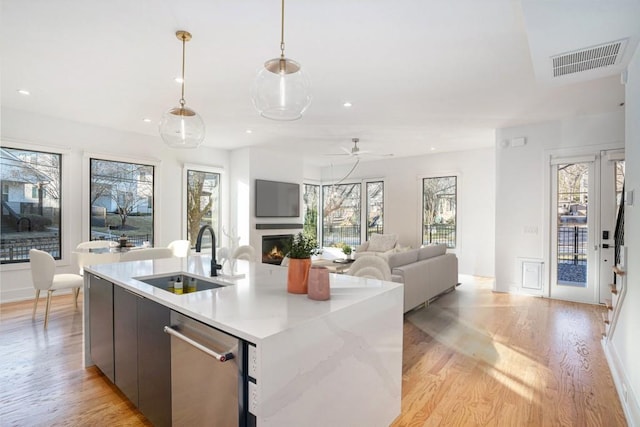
[164, 311, 249, 426]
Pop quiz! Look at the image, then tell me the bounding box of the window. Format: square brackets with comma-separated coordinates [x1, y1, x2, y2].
[322, 183, 361, 247]
[303, 184, 320, 242]
[422, 176, 457, 248]
[90, 158, 154, 246]
[186, 169, 220, 248]
[366, 181, 384, 239]
[1, 147, 62, 264]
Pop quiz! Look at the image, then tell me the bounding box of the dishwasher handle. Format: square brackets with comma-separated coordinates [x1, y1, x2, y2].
[164, 326, 235, 362]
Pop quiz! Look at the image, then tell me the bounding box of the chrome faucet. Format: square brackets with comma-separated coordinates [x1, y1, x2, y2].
[195, 225, 222, 277]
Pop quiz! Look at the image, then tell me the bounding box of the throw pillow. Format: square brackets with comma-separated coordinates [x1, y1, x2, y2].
[367, 233, 398, 252]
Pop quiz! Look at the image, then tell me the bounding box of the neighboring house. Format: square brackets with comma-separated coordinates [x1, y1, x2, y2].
[90, 162, 152, 215]
[0, 148, 59, 229]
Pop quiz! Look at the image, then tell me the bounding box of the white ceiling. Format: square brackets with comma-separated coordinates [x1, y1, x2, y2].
[2, 0, 638, 166]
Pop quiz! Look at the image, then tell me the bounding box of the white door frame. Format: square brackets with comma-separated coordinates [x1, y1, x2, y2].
[542, 143, 624, 303]
[598, 149, 625, 303]
[549, 156, 598, 303]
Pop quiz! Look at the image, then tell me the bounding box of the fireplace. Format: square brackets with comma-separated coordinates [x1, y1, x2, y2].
[262, 234, 292, 265]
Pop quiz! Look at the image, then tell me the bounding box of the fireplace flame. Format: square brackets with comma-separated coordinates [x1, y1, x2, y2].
[267, 246, 284, 260]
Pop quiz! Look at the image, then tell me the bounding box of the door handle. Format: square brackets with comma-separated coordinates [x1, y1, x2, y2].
[163, 326, 235, 362]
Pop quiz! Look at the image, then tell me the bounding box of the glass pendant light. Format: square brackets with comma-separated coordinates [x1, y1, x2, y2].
[252, 0, 311, 121]
[159, 30, 205, 148]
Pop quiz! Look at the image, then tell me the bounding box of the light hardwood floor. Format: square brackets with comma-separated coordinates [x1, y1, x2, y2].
[0, 277, 626, 426]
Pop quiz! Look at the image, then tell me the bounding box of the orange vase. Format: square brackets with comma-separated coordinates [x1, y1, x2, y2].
[287, 258, 312, 294]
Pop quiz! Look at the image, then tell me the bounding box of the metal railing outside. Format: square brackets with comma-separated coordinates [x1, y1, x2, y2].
[322, 225, 384, 247]
[557, 225, 587, 265]
[423, 224, 456, 248]
[0, 233, 152, 263]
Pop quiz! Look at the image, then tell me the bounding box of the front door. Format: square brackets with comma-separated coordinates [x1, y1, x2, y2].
[550, 158, 597, 303]
[549, 150, 624, 304]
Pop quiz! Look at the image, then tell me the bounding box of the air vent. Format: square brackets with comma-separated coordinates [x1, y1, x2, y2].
[552, 39, 627, 77]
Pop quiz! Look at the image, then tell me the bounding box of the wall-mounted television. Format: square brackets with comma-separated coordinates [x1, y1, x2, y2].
[255, 179, 300, 218]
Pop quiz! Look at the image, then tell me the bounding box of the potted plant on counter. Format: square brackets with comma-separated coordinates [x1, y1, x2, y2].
[285, 232, 319, 294]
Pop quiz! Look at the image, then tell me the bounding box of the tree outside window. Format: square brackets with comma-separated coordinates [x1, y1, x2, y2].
[303, 184, 319, 242]
[366, 181, 384, 239]
[422, 176, 457, 248]
[186, 170, 220, 248]
[1, 147, 62, 263]
[90, 159, 154, 245]
[322, 183, 361, 247]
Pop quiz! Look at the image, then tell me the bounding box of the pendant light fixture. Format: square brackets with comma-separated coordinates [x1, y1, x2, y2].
[252, 0, 311, 121]
[159, 30, 205, 148]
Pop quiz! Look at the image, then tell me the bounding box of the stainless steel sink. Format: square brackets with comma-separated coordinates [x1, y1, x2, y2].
[135, 273, 230, 295]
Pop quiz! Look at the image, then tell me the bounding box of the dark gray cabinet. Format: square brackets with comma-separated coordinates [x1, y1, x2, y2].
[113, 286, 139, 406]
[112, 284, 171, 427]
[137, 296, 172, 427]
[89, 274, 114, 382]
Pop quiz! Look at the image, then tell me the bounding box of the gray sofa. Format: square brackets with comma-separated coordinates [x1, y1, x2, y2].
[386, 244, 458, 313]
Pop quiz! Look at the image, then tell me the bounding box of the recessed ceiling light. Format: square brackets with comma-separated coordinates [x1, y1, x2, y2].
[246, 129, 253, 134]
[143, 118, 152, 123]
[430, 147, 436, 151]
[17, 89, 30, 96]
[175, 77, 184, 83]
[343, 102, 352, 107]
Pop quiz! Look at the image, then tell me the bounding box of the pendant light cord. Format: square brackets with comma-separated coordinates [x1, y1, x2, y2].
[280, 0, 286, 58]
[180, 33, 186, 107]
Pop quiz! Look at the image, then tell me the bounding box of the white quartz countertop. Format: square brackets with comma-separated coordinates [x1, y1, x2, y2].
[85, 255, 402, 344]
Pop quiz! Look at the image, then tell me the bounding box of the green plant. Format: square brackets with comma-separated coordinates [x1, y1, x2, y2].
[342, 244, 352, 255]
[285, 232, 319, 259]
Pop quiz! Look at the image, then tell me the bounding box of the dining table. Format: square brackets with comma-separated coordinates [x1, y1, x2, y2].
[73, 245, 146, 274]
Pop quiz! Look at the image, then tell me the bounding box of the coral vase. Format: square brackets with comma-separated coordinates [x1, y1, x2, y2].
[287, 258, 312, 294]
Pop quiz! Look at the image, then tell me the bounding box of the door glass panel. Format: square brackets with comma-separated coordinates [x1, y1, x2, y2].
[556, 163, 589, 288]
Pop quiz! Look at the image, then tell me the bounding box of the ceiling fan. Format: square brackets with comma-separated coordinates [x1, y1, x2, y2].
[328, 138, 393, 159]
[326, 138, 393, 185]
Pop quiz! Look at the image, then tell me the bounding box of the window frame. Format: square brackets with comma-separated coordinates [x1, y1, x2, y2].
[320, 177, 386, 248]
[83, 152, 161, 246]
[1, 141, 70, 270]
[420, 174, 459, 249]
[302, 181, 321, 242]
[182, 164, 224, 248]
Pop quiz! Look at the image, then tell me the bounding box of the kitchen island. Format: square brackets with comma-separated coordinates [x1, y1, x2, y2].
[83, 255, 403, 426]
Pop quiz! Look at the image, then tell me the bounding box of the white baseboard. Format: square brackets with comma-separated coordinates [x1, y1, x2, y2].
[603, 339, 640, 427]
[1, 287, 76, 304]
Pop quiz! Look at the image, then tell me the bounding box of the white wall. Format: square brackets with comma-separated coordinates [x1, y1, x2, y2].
[495, 111, 625, 294]
[0, 108, 230, 302]
[608, 46, 640, 424]
[229, 147, 306, 257]
[319, 147, 496, 277]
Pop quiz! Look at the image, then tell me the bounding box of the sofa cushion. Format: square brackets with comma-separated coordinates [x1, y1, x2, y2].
[387, 249, 419, 269]
[367, 233, 398, 252]
[418, 244, 446, 260]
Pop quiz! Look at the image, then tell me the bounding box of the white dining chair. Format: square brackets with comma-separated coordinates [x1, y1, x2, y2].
[167, 240, 191, 257]
[119, 248, 174, 262]
[232, 245, 256, 261]
[75, 240, 118, 275]
[347, 255, 391, 281]
[29, 249, 84, 329]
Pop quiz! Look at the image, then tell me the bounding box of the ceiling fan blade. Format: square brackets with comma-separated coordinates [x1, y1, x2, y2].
[340, 146, 353, 155]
